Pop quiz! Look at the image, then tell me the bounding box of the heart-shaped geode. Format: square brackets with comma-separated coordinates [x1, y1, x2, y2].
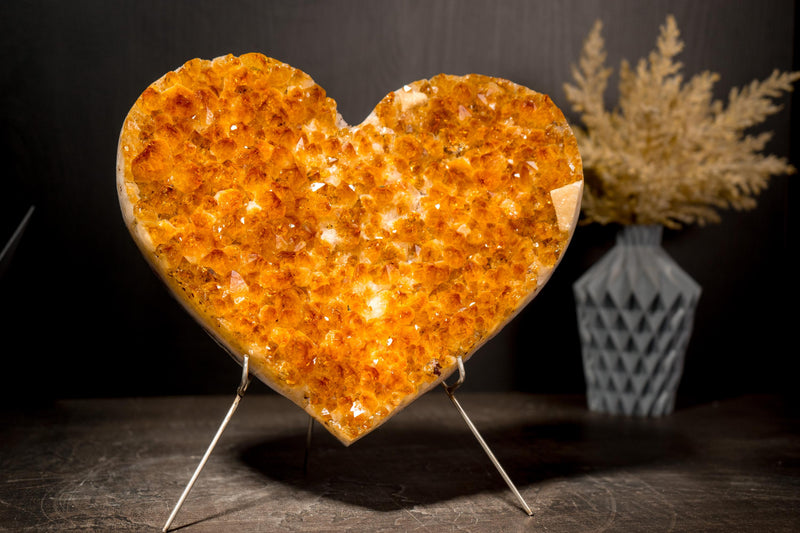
[117, 53, 582, 444]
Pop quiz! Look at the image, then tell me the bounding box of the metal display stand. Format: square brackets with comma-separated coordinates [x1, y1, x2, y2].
[0, 206, 35, 278]
[162, 356, 252, 532]
[442, 357, 533, 516]
[163, 355, 531, 531]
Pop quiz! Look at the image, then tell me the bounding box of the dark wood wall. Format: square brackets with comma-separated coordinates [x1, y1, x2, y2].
[1, 0, 796, 403]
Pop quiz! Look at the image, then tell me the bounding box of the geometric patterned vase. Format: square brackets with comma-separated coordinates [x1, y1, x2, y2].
[573, 225, 701, 416]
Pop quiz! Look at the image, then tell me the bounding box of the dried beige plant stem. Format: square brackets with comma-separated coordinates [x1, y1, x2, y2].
[564, 15, 799, 228]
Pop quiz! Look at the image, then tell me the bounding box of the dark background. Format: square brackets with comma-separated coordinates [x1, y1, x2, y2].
[1, 1, 796, 405]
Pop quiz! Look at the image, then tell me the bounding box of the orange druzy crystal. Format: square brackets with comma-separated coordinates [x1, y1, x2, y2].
[117, 53, 582, 444]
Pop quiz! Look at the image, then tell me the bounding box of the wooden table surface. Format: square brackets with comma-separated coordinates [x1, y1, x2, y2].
[1, 392, 798, 532]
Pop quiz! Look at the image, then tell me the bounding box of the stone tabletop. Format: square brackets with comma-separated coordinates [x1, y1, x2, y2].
[1, 392, 798, 532]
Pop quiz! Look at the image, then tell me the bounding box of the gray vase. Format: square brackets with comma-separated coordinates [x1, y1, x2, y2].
[573, 225, 701, 416]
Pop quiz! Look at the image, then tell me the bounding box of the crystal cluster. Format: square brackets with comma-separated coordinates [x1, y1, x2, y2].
[117, 53, 582, 444]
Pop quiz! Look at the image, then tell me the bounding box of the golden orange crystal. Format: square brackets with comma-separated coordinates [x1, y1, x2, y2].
[117, 53, 582, 444]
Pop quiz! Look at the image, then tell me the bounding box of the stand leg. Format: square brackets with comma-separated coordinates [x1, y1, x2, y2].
[163, 355, 253, 532]
[303, 415, 314, 475]
[443, 357, 533, 517]
[0, 205, 35, 276]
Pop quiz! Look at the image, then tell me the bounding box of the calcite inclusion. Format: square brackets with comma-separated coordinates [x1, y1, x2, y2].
[117, 53, 583, 444]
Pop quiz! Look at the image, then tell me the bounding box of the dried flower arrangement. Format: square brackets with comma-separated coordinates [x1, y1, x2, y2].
[564, 15, 799, 228]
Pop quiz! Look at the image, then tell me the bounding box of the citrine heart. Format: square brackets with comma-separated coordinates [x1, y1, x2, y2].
[117, 53, 582, 444]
